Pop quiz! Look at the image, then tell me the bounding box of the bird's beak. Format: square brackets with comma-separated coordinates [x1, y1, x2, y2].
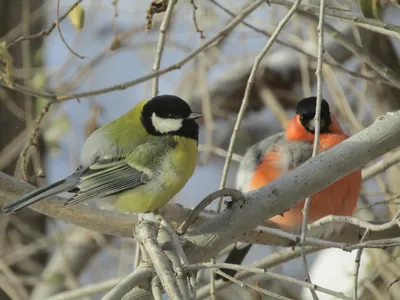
[188, 112, 203, 120]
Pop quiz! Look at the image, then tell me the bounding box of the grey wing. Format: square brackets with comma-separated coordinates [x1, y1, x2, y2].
[64, 136, 177, 207]
[275, 138, 313, 171]
[235, 132, 313, 191]
[235, 132, 284, 190]
[64, 158, 150, 207]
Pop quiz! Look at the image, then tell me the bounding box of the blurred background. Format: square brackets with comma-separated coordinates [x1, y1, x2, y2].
[1, 0, 400, 299]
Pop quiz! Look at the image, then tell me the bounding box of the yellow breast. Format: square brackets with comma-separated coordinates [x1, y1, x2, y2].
[115, 137, 198, 213]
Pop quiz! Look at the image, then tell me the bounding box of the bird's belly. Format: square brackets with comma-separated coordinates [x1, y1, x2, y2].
[269, 170, 361, 229]
[114, 183, 172, 213]
[114, 162, 195, 213]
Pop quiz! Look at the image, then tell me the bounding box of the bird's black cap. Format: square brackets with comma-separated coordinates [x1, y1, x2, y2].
[296, 97, 331, 133]
[141, 94, 199, 141]
[143, 94, 192, 120]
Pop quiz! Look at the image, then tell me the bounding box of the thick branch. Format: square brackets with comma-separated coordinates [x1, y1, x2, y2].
[1, 113, 400, 252]
[182, 111, 400, 263]
[0, 174, 211, 238]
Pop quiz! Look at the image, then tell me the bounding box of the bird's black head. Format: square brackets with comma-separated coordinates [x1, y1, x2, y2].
[141, 94, 202, 141]
[296, 97, 331, 133]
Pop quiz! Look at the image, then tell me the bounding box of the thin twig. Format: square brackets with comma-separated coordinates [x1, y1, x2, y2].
[362, 149, 400, 181]
[216, 0, 302, 212]
[198, 53, 215, 163]
[307, 215, 400, 233]
[269, 0, 400, 40]
[213, 269, 292, 300]
[177, 188, 243, 235]
[152, 0, 176, 97]
[196, 246, 321, 299]
[187, 263, 351, 300]
[301, 13, 400, 89]
[209, 0, 395, 89]
[56, 0, 86, 59]
[190, 0, 204, 38]
[101, 267, 153, 300]
[197, 144, 242, 162]
[46, 278, 123, 300]
[19, 100, 55, 181]
[353, 230, 369, 300]
[52, 0, 265, 101]
[6, 0, 84, 48]
[299, 1, 325, 300]
[212, 2, 303, 295]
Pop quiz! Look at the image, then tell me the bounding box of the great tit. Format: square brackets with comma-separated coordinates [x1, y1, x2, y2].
[2, 94, 202, 215]
[217, 97, 362, 280]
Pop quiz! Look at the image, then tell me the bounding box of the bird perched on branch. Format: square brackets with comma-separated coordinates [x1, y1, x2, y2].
[2, 95, 202, 215]
[217, 96, 362, 281]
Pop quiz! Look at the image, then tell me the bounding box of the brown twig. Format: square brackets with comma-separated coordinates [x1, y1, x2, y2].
[152, 0, 176, 97]
[190, 0, 205, 39]
[6, 0, 84, 48]
[51, 0, 265, 101]
[19, 100, 55, 181]
[56, 0, 86, 59]
[177, 188, 243, 235]
[146, 0, 169, 31]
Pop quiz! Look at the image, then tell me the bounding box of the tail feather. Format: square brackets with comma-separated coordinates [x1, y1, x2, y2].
[2, 176, 77, 215]
[216, 243, 252, 281]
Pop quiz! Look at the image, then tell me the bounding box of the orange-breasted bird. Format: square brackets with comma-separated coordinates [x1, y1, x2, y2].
[217, 96, 362, 280]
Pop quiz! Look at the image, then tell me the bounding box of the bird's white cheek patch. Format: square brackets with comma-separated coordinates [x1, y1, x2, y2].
[151, 113, 183, 133]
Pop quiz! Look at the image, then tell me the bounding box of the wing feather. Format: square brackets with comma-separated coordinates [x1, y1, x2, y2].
[64, 136, 177, 207]
[64, 162, 150, 207]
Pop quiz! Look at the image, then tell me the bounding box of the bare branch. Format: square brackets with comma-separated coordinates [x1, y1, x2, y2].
[46, 277, 124, 300]
[6, 0, 84, 48]
[196, 246, 321, 299]
[55, 0, 86, 59]
[217, 0, 302, 212]
[187, 262, 351, 300]
[269, 0, 400, 40]
[30, 227, 112, 300]
[101, 267, 153, 300]
[300, 1, 327, 299]
[182, 111, 400, 263]
[135, 221, 184, 300]
[2, 112, 400, 251]
[152, 0, 176, 97]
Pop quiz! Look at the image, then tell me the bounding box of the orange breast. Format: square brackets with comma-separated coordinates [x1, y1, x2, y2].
[249, 134, 362, 230]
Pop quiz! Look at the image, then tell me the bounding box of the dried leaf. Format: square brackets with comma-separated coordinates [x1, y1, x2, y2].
[69, 4, 85, 32]
[360, 0, 382, 20]
[146, 0, 169, 31]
